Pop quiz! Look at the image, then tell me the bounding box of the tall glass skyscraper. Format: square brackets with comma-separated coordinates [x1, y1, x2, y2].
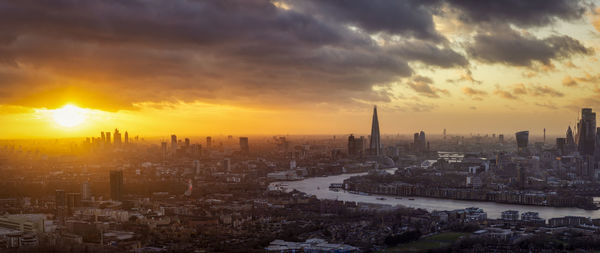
[369, 106, 381, 156]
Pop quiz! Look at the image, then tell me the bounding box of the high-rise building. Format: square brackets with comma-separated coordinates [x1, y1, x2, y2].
[66, 193, 81, 210]
[113, 128, 122, 145]
[105, 132, 111, 144]
[161, 141, 167, 159]
[171, 135, 177, 151]
[556, 138, 566, 155]
[206, 136, 212, 149]
[369, 106, 381, 156]
[516, 131, 529, 153]
[239, 137, 249, 154]
[101, 132, 106, 143]
[223, 158, 231, 171]
[499, 134, 504, 143]
[566, 126, 576, 153]
[124, 131, 129, 144]
[184, 138, 190, 148]
[347, 134, 364, 157]
[81, 181, 91, 200]
[595, 127, 600, 161]
[577, 108, 596, 156]
[443, 128, 447, 140]
[419, 131, 426, 151]
[110, 170, 123, 201]
[543, 128, 546, 143]
[55, 190, 66, 207]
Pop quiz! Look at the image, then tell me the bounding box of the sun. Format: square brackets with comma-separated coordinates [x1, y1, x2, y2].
[52, 104, 88, 127]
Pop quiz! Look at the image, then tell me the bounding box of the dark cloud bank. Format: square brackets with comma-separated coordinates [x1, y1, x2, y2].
[0, 0, 593, 110]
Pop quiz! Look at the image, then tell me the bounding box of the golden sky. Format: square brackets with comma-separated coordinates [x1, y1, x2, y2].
[1, 1, 600, 139]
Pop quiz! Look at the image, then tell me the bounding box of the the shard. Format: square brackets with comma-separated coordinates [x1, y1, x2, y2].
[369, 106, 381, 156]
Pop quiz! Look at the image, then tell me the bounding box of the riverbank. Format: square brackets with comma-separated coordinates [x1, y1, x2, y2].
[272, 170, 600, 220]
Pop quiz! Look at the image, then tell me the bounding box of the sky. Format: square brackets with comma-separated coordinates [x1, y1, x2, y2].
[1, 0, 600, 139]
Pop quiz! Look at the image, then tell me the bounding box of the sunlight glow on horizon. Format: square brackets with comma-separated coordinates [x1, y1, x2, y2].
[52, 104, 88, 127]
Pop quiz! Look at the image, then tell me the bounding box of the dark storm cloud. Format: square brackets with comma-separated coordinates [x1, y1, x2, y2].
[0, 0, 592, 110]
[445, 0, 588, 27]
[467, 27, 593, 66]
[290, 0, 444, 41]
[390, 41, 468, 68]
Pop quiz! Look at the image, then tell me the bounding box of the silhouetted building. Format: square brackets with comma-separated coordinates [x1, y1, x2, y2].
[113, 129, 122, 145]
[124, 131, 129, 144]
[101, 132, 105, 143]
[81, 181, 91, 200]
[55, 190, 65, 207]
[105, 132, 111, 144]
[516, 131, 529, 154]
[413, 131, 426, 152]
[556, 138, 566, 155]
[577, 108, 596, 156]
[161, 141, 167, 159]
[206, 136, 212, 149]
[239, 137, 249, 154]
[66, 193, 81, 211]
[566, 126, 576, 153]
[171, 134, 177, 152]
[499, 134, 504, 143]
[369, 106, 381, 156]
[347, 134, 364, 157]
[110, 170, 123, 201]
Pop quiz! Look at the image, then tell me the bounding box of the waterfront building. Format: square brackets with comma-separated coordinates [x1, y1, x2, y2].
[501, 210, 519, 221]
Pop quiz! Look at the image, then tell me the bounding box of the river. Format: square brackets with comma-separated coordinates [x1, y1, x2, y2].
[271, 169, 600, 220]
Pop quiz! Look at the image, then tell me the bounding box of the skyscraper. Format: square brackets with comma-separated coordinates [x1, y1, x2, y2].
[114, 128, 122, 145]
[171, 134, 177, 151]
[347, 134, 364, 157]
[206, 136, 212, 148]
[239, 137, 249, 154]
[566, 126, 576, 153]
[369, 106, 381, 156]
[161, 141, 167, 159]
[516, 131, 529, 154]
[105, 132, 111, 144]
[124, 131, 129, 144]
[110, 170, 123, 201]
[55, 189, 66, 207]
[577, 108, 596, 156]
[81, 181, 91, 200]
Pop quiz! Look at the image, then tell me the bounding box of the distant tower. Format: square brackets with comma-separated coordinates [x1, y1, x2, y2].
[171, 134, 177, 152]
[105, 132, 111, 144]
[543, 128, 546, 144]
[369, 106, 381, 156]
[81, 181, 91, 200]
[161, 141, 167, 159]
[206, 137, 212, 149]
[239, 137, 249, 154]
[566, 126, 576, 153]
[113, 129, 122, 145]
[577, 108, 596, 156]
[443, 128, 447, 140]
[124, 131, 129, 144]
[110, 170, 123, 201]
[516, 131, 529, 154]
[101, 132, 106, 143]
